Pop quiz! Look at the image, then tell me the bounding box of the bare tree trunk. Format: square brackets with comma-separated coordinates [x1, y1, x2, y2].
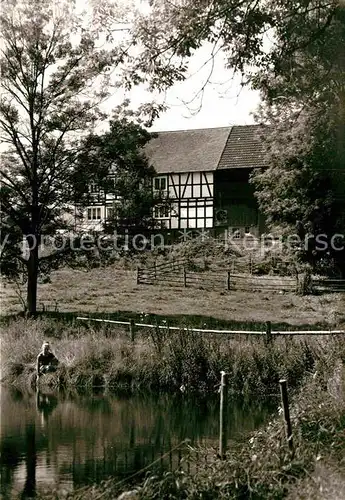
[27, 244, 39, 317]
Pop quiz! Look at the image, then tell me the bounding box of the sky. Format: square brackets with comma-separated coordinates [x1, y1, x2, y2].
[117, 44, 261, 132]
[81, 0, 262, 132]
[148, 72, 261, 132]
[132, 1, 261, 132]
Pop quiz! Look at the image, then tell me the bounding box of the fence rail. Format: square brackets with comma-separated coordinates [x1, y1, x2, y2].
[137, 259, 345, 294]
[77, 316, 345, 338]
[313, 279, 345, 292]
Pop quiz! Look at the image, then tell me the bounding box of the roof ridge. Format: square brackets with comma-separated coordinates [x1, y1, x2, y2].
[149, 126, 233, 134]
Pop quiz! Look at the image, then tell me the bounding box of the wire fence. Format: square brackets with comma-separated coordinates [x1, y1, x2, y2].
[77, 316, 345, 340]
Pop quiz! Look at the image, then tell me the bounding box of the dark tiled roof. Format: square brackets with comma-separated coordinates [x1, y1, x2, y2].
[145, 127, 231, 174]
[145, 125, 266, 174]
[217, 125, 266, 170]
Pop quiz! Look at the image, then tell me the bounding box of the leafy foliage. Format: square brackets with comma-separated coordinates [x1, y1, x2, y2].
[77, 118, 167, 237]
[251, 5, 345, 275]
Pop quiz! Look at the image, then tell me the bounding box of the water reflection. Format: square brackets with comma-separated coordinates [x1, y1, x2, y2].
[0, 386, 278, 497]
[36, 391, 59, 429]
[20, 424, 36, 499]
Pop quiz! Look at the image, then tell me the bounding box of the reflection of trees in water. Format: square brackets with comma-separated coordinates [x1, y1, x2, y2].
[21, 424, 36, 499]
[21, 392, 59, 498]
[0, 436, 23, 499]
[0, 424, 37, 499]
[1, 388, 278, 494]
[0, 388, 60, 499]
[58, 393, 278, 488]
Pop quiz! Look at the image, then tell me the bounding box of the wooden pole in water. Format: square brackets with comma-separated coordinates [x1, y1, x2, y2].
[279, 379, 293, 452]
[219, 370, 228, 459]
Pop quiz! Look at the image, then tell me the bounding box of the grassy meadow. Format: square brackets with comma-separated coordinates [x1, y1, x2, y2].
[1, 265, 345, 327]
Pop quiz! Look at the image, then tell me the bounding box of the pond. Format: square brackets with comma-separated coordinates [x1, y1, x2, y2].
[0, 386, 278, 498]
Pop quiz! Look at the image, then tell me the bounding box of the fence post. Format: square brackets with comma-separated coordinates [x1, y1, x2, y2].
[279, 379, 294, 453]
[227, 271, 231, 291]
[183, 267, 187, 287]
[265, 320, 272, 345]
[295, 273, 299, 294]
[129, 319, 135, 342]
[219, 370, 228, 459]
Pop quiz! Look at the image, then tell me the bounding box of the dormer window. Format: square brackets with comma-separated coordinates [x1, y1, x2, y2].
[154, 176, 167, 191]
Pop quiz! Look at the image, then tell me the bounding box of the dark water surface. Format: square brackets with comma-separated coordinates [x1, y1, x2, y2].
[0, 386, 277, 498]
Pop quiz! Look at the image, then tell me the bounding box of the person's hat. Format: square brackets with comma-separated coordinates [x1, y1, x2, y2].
[42, 341, 50, 350]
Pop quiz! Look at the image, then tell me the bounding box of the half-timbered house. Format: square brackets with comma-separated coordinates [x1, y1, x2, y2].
[79, 124, 266, 236]
[145, 124, 266, 237]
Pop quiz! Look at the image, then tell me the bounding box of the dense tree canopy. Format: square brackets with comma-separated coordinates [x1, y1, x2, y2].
[130, 1, 342, 91]
[251, 4, 345, 275]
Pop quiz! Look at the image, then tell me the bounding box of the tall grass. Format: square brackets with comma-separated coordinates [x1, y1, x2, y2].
[1, 317, 344, 396]
[133, 376, 345, 500]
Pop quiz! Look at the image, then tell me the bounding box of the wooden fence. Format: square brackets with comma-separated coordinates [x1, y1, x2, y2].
[136, 259, 345, 293]
[77, 316, 345, 339]
[312, 278, 345, 293]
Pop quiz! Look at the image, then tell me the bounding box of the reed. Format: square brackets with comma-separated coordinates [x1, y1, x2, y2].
[1, 317, 344, 397]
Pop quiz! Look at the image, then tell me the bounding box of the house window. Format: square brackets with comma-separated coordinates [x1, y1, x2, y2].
[89, 182, 99, 194]
[154, 205, 170, 219]
[154, 176, 167, 191]
[87, 207, 101, 220]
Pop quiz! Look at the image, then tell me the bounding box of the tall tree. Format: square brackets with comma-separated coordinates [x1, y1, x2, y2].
[250, 4, 345, 275]
[0, 0, 154, 314]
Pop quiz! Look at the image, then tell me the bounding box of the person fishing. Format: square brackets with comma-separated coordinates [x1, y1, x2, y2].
[36, 342, 59, 381]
